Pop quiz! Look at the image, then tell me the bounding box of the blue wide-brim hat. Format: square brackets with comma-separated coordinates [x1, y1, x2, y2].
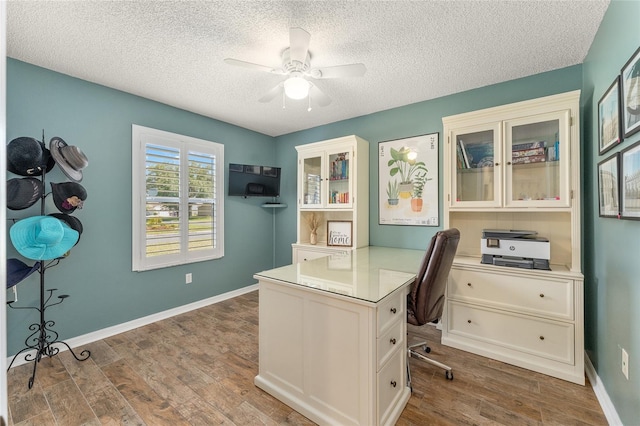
[9, 216, 79, 261]
[7, 258, 41, 288]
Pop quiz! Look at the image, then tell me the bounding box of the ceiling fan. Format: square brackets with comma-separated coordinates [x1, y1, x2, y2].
[224, 27, 366, 109]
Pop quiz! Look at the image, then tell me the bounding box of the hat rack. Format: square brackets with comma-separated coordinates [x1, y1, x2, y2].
[6, 131, 90, 389]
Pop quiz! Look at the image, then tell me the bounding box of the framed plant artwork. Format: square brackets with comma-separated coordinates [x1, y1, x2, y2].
[598, 77, 622, 154]
[621, 46, 640, 138]
[620, 140, 640, 219]
[597, 153, 619, 218]
[378, 132, 439, 226]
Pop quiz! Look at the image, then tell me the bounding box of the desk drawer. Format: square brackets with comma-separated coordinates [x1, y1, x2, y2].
[377, 291, 405, 337]
[378, 348, 404, 422]
[448, 268, 573, 320]
[295, 249, 331, 263]
[377, 318, 404, 370]
[447, 301, 574, 364]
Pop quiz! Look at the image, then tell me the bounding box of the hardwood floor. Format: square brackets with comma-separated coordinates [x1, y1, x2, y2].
[7, 290, 607, 425]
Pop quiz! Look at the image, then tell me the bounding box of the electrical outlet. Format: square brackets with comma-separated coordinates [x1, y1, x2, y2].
[185, 273, 192, 284]
[622, 348, 629, 380]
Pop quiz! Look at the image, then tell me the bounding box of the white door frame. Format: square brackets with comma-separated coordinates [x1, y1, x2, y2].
[1, 1, 9, 424]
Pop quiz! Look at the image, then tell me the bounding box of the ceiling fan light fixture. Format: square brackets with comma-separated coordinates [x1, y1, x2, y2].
[284, 76, 310, 100]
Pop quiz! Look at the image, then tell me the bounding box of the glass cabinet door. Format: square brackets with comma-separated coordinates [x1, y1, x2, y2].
[326, 149, 352, 207]
[451, 123, 501, 207]
[301, 153, 322, 207]
[504, 110, 570, 207]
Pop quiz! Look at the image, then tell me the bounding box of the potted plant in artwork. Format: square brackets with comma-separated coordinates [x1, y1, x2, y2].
[386, 180, 399, 206]
[387, 146, 428, 199]
[410, 171, 430, 212]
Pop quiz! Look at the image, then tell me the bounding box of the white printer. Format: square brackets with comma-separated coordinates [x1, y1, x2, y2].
[480, 229, 550, 270]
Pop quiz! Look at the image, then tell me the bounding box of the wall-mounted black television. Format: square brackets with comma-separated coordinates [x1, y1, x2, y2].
[228, 163, 281, 197]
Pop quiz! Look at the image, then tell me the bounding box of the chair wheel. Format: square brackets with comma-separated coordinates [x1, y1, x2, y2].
[445, 371, 453, 380]
[422, 345, 431, 353]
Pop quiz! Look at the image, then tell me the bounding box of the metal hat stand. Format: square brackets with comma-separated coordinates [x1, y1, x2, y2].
[7, 132, 90, 389]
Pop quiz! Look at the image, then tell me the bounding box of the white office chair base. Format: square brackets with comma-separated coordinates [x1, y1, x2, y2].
[408, 341, 454, 381]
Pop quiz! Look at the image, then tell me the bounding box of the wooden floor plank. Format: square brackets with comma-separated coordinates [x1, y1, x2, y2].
[6, 290, 607, 426]
[42, 379, 100, 425]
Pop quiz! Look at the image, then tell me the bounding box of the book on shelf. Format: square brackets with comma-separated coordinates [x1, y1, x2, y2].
[512, 147, 545, 158]
[458, 140, 471, 169]
[512, 140, 545, 151]
[463, 141, 494, 168]
[512, 154, 547, 165]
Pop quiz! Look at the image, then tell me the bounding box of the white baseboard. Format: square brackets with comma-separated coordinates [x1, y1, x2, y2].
[585, 352, 623, 426]
[7, 284, 258, 368]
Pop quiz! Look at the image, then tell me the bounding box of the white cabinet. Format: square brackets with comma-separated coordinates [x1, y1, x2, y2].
[293, 135, 369, 262]
[441, 91, 585, 385]
[449, 102, 572, 209]
[255, 276, 410, 425]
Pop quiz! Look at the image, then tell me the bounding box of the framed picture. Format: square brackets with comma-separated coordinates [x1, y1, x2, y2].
[598, 77, 622, 154]
[327, 220, 352, 247]
[621, 140, 640, 219]
[598, 153, 619, 218]
[621, 46, 640, 138]
[378, 132, 439, 226]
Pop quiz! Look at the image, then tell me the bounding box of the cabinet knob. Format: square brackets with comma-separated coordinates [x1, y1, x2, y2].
[390, 338, 396, 345]
[467, 282, 472, 287]
[390, 380, 397, 388]
[390, 307, 397, 314]
[506, 161, 512, 166]
[539, 336, 545, 340]
[539, 293, 545, 298]
[495, 162, 500, 166]
[467, 320, 472, 324]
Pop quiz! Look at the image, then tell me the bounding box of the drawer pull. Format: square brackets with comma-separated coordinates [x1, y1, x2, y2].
[539, 336, 545, 340]
[390, 307, 397, 314]
[390, 380, 397, 388]
[390, 338, 397, 345]
[539, 293, 545, 298]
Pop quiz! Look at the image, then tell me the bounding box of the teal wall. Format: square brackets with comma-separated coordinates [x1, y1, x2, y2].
[6, 59, 277, 355]
[582, 0, 640, 423]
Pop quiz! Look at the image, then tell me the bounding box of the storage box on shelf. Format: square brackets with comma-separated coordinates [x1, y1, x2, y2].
[442, 91, 585, 385]
[292, 135, 369, 263]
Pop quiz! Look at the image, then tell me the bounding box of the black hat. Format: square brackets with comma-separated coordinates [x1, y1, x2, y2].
[7, 177, 43, 210]
[7, 258, 41, 288]
[50, 182, 87, 214]
[48, 213, 83, 245]
[7, 137, 55, 176]
[49, 137, 89, 182]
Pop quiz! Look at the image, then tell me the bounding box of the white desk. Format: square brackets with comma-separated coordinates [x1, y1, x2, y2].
[253, 246, 425, 426]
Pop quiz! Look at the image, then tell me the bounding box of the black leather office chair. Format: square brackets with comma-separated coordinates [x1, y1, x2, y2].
[407, 228, 460, 383]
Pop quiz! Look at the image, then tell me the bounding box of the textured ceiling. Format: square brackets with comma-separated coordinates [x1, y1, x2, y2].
[7, 1, 609, 137]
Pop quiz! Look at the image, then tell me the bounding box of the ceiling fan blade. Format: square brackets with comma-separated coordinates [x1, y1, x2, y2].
[224, 58, 284, 74]
[289, 27, 311, 64]
[311, 63, 366, 79]
[310, 83, 332, 107]
[258, 83, 284, 103]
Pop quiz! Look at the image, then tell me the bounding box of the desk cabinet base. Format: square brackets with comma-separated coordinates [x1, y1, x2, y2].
[256, 279, 410, 426]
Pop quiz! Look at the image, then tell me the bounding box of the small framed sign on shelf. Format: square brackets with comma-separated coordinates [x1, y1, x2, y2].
[327, 220, 353, 247]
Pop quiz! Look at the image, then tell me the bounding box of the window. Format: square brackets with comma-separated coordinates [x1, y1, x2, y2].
[132, 125, 224, 271]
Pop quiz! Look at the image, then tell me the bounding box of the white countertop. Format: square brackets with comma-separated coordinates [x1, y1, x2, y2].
[254, 246, 425, 303]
